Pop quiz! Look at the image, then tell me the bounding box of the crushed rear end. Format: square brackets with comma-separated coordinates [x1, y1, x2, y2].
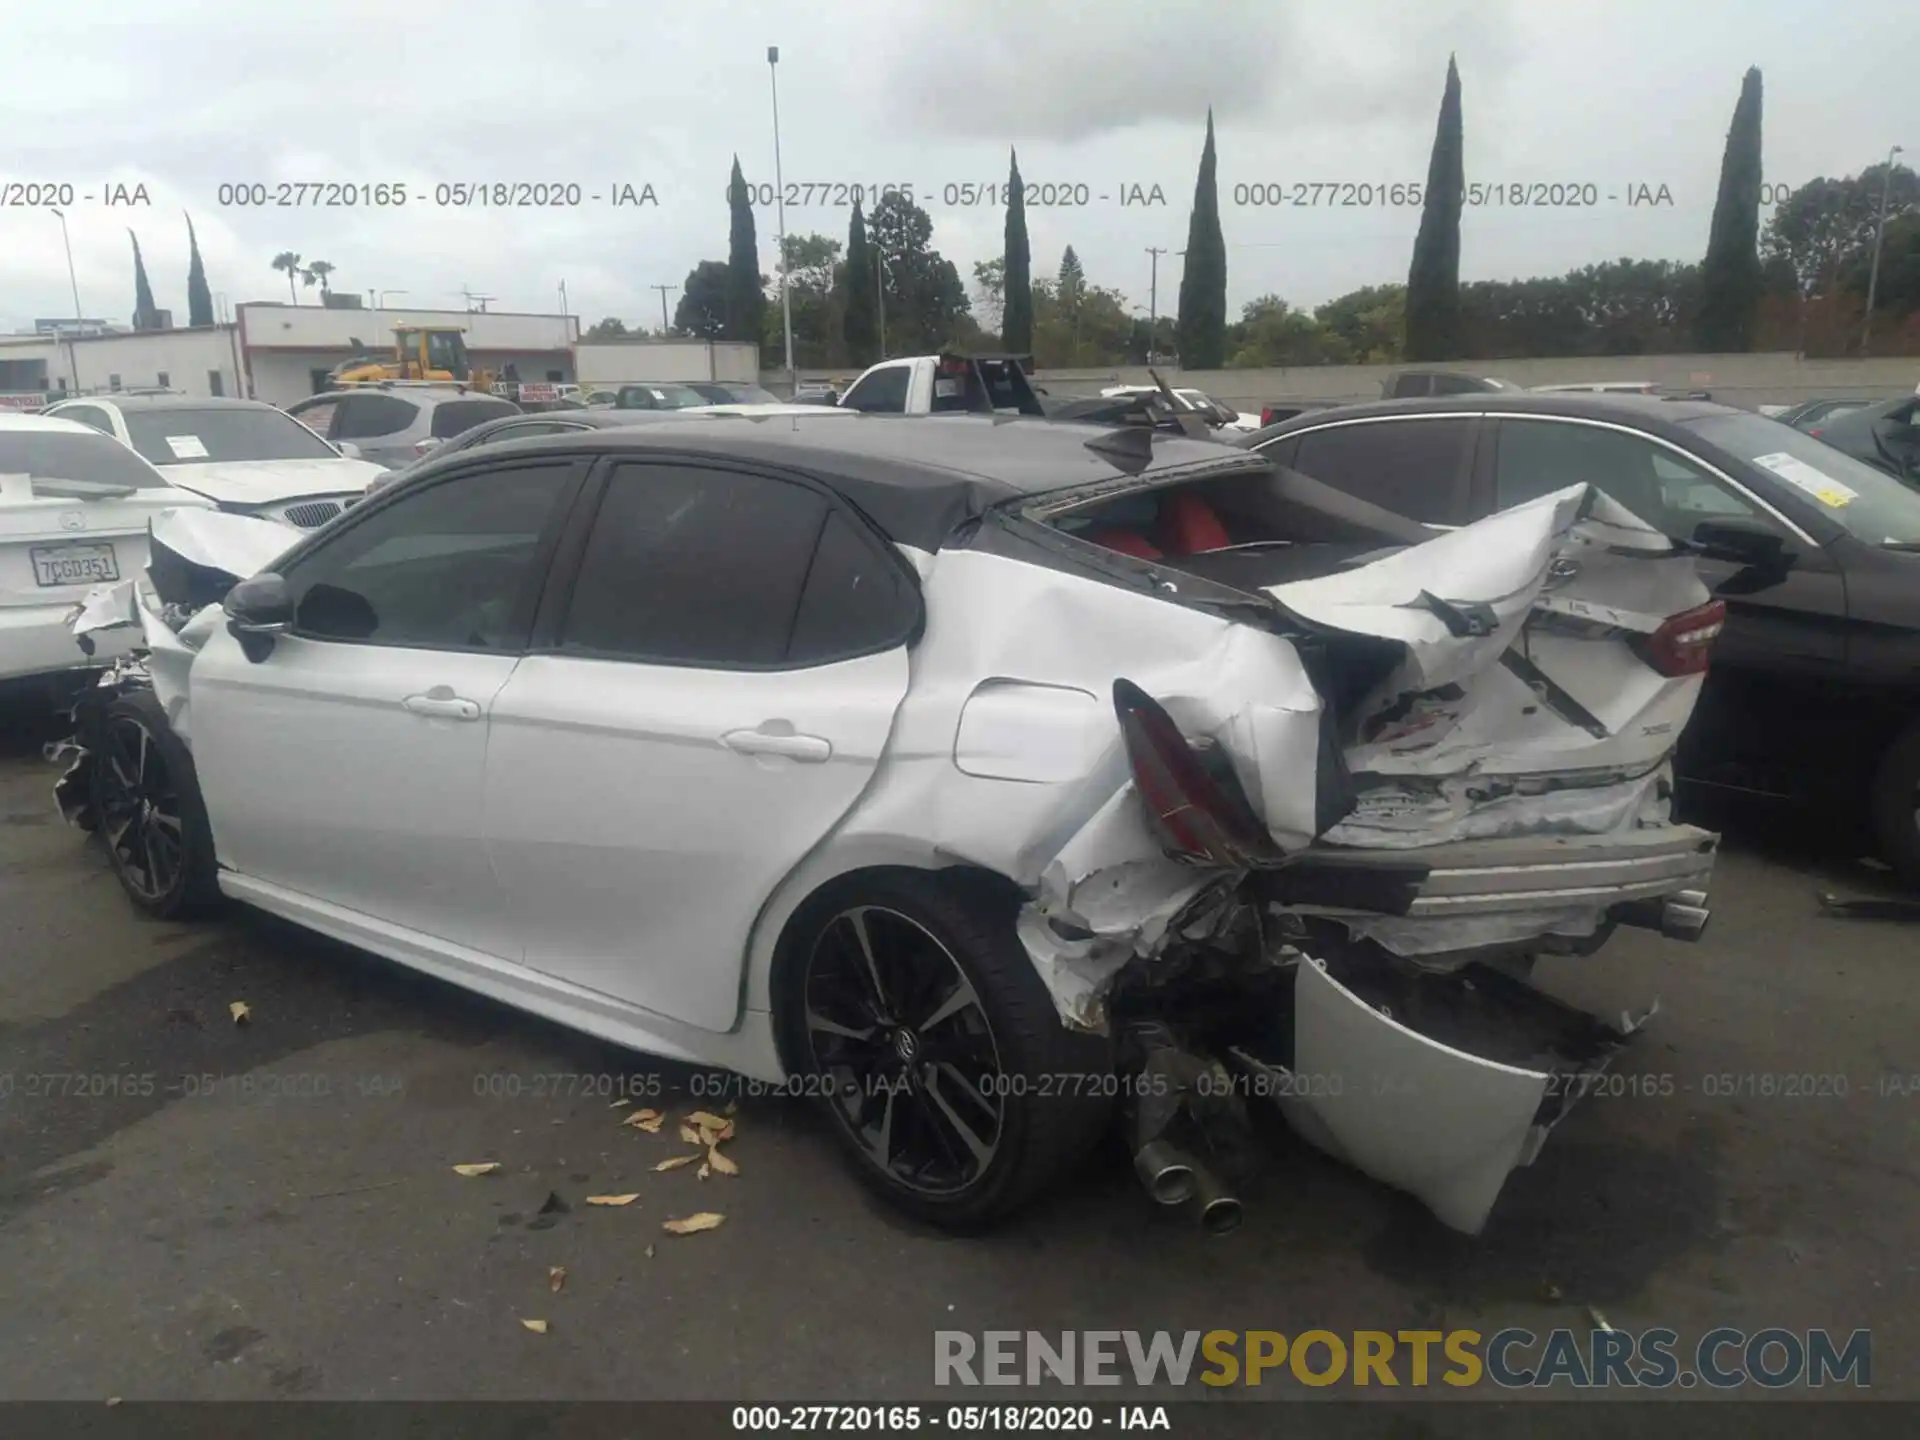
[1015, 482, 1722, 1234]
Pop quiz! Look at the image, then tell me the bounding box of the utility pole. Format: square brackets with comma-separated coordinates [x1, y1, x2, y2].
[1144, 247, 1167, 363]
[1863, 144, 1906, 354]
[652, 284, 678, 333]
[876, 254, 888, 359]
[48, 207, 84, 393]
[768, 46, 796, 394]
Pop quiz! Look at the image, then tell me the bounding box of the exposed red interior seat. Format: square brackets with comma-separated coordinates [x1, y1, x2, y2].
[1086, 529, 1163, 559]
[1157, 493, 1232, 554]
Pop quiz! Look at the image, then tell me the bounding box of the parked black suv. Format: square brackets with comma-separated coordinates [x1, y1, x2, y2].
[1238, 394, 1920, 881]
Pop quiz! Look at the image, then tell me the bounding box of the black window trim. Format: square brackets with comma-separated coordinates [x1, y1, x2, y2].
[526, 451, 925, 673]
[1263, 412, 1479, 528]
[270, 454, 592, 657]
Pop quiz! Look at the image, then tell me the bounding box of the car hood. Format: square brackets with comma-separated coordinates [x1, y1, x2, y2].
[155, 457, 385, 507]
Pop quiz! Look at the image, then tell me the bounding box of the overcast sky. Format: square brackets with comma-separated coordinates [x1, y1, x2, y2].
[0, 0, 1909, 334]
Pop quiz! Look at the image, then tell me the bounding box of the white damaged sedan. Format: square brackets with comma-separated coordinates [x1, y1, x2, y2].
[52, 415, 1723, 1235]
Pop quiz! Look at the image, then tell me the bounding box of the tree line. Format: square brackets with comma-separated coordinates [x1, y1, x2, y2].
[594, 74, 1920, 369]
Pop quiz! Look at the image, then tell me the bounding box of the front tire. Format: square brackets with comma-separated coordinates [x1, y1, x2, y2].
[1870, 721, 1920, 888]
[776, 870, 1114, 1228]
[90, 689, 221, 919]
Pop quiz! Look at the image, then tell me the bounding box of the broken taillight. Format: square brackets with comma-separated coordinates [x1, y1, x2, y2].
[1634, 599, 1727, 677]
[1113, 679, 1274, 867]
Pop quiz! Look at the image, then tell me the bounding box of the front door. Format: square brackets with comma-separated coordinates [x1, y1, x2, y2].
[188, 457, 583, 955]
[483, 457, 920, 1032]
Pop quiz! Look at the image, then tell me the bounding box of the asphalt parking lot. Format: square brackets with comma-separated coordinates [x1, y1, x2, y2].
[1, 700, 1916, 1407]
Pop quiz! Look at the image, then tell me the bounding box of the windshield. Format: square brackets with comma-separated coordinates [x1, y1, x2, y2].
[0, 428, 170, 490]
[1684, 413, 1920, 546]
[124, 407, 338, 466]
[615, 384, 707, 410]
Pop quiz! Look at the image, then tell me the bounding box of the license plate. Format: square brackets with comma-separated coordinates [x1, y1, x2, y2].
[31, 542, 119, 587]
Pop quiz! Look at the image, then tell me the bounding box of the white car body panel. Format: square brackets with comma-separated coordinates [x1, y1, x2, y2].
[157, 456, 386, 508]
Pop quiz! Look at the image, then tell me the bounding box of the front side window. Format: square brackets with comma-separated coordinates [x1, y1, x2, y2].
[1494, 418, 1771, 540]
[1683, 411, 1920, 547]
[1290, 418, 1474, 524]
[281, 461, 574, 650]
[840, 366, 910, 414]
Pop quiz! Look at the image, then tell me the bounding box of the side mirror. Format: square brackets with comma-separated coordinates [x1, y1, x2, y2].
[1692, 518, 1790, 569]
[336, 441, 363, 460]
[225, 573, 293, 661]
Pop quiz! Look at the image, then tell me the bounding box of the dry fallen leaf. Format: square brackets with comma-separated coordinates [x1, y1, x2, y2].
[452, 1162, 501, 1178]
[548, 1266, 567, 1293]
[662, 1212, 725, 1235]
[644, 1244, 655, 1259]
[609, 1098, 631, 1109]
[686, 1110, 729, 1131]
[723, 1099, 739, 1116]
[229, 1000, 251, 1025]
[696, 1162, 710, 1181]
[707, 1147, 739, 1177]
[653, 1153, 699, 1172]
[621, 1108, 665, 1131]
[677, 1123, 703, 1146]
[521, 1318, 549, 1335]
[584, 1193, 640, 1207]
[634, 1114, 665, 1133]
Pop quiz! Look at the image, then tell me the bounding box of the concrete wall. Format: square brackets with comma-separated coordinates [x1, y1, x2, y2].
[44, 328, 242, 400]
[576, 341, 760, 387]
[237, 304, 577, 354]
[769, 353, 1920, 412]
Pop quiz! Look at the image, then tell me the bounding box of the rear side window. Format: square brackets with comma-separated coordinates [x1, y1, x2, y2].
[431, 398, 520, 438]
[289, 399, 341, 436]
[841, 366, 910, 413]
[1290, 419, 1474, 524]
[335, 394, 419, 438]
[560, 464, 912, 668]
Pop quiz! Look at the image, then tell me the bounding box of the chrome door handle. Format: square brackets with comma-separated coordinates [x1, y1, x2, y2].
[721, 728, 831, 763]
[403, 693, 481, 721]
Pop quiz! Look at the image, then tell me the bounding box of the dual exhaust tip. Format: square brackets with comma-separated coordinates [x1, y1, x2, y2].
[1134, 1139, 1242, 1236]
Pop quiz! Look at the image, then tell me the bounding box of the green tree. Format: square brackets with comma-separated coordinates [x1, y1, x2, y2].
[1225, 295, 1333, 367]
[1406, 56, 1465, 360]
[725, 157, 765, 345]
[583, 317, 629, 341]
[867, 190, 971, 352]
[184, 213, 214, 327]
[768, 232, 843, 367]
[1175, 109, 1226, 369]
[271, 250, 302, 304]
[130, 231, 160, 330]
[1058, 246, 1085, 308]
[1696, 68, 1765, 351]
[675, 259, 730, 339]
[841, 200, 878, 365]
[302, 259, 336, 301]
[1765, 164, 1920, 299]
[1003, 149, 1033, 354]
[1844, 211, 1920, 318]
[1314, 284, 1406, 363]
[972, 257, 1006, 337]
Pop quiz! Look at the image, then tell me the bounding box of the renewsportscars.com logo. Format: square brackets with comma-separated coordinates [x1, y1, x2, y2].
[933, 1328, 1872, 1390]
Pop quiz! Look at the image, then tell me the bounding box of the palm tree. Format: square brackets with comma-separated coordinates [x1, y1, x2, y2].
[271, 251, 303, 304]
[303, 259, 336, 301]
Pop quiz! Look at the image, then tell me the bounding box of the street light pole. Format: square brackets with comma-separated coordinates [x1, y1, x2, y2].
[48, 208, 85, 394]
[1145, 247, 1166, 364]
[768, 46, 797, 395]
[1863, 144, 1906, 355]
[876, 254, 888, 359]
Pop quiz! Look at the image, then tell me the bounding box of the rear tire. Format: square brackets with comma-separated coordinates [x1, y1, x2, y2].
[775, 869, 1114, 1229]
[89, 689, 221, 919]
[1870, 721, 1920, 889]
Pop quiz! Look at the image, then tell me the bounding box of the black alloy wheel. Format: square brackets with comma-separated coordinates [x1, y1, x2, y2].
[90, 690, 220, 918]
[803, 904, 1007, 1195]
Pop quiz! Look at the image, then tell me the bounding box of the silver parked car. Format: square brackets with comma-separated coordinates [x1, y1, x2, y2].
[283, 385, 521, 470]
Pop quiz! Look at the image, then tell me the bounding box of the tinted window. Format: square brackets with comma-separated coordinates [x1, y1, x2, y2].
[788, 510, 915, 663]
[430, 398, 520, 438]
[282, 462, 572, 649]
[0, 428, 167, 490]
[1290, 419, 1473, 524]
[561, 464, 830, 666]
[1429, 373, 1483, 396]
[335, 394, 419, 438]
[289, 399, 341, 436]
[841, 366, 910, 413]
[482, 421, 570, 445]
[55, 405, 115, 435]
[615, 384, 705, 411]
[123, 407, 337, 465]
[1684, 412, 1920, 547]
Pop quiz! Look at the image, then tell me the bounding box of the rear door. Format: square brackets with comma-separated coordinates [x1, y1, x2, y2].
[483, 455, 921, 1032]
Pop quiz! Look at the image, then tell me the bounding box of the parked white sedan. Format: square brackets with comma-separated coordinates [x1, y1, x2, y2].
[0, 413, 210, 693]
[43, 394, 386, 531]
[55, 414, 1722, 1235]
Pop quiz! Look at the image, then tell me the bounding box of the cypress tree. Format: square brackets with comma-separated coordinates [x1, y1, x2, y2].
[185, 213, 214, 327]
[843, 199, 877, 365]
[1405, 56, 1465, 361]
[725, 156, 765, 346]
[1696, 68, 1764, 352]
[1003, 148, 1033, 354]
[129, 231, 160, 331]
[1175, 110, 1226, 369]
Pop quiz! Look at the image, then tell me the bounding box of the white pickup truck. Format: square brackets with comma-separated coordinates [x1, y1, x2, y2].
[835, 353, 1050, 416]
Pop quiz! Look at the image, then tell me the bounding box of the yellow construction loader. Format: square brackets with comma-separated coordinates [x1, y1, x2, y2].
[328, 327, 498, 392]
